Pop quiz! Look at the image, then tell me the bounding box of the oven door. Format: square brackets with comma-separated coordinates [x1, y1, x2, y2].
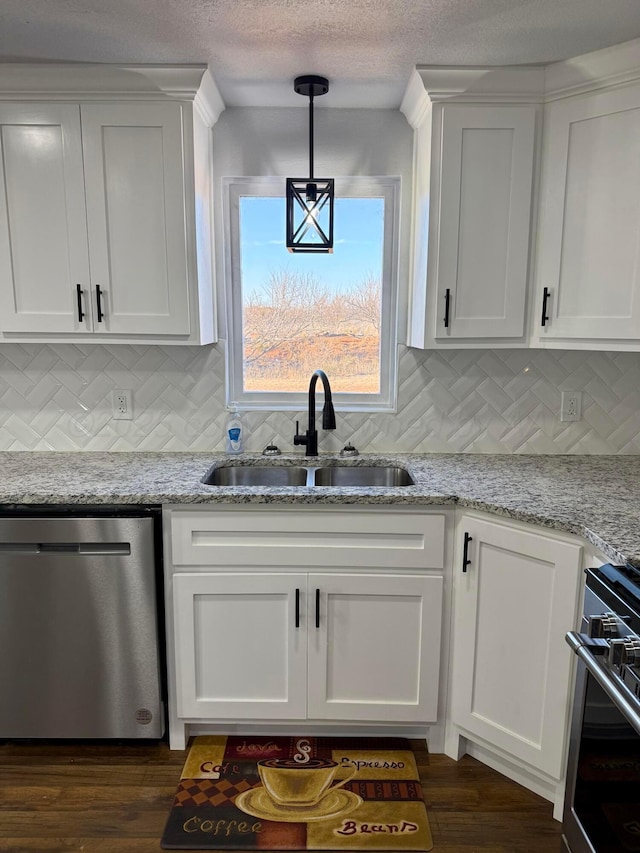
[563, 598, 640, 851]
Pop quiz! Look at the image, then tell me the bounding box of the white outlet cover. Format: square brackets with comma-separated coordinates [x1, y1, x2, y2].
[560, 391, 582, 422]
[112, 389, 133, 420]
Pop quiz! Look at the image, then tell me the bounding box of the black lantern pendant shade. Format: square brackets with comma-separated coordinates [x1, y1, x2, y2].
[286, 75, 334, 253]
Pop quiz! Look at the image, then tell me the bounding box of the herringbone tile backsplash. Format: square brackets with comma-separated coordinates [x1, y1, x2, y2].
[1, 343, 639, 454]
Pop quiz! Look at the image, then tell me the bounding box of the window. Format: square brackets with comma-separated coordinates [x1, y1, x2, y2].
[224, 177, 399, 412]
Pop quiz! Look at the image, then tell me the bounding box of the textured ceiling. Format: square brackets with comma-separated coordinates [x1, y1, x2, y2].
[2, 0, 640, 107]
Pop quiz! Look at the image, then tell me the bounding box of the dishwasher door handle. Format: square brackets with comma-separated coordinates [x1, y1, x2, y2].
[0, 542, 131, 555]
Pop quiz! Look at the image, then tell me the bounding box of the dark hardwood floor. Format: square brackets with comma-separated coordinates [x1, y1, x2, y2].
[0, 738, 563, 852]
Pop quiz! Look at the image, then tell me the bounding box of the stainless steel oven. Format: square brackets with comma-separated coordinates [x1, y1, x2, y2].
[562, 563, 640, 852]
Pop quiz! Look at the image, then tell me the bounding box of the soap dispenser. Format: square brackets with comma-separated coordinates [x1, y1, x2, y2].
[225, 404, 243, 454]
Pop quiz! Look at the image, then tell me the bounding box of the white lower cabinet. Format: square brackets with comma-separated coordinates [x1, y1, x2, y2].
[173, 572, 308, 720]
[165, 506, 448, 748]
[308, 573, 442, 722]
[173, 570, 443, 724]
[167, 501, 586, 813]
[447, 513, 582, 785]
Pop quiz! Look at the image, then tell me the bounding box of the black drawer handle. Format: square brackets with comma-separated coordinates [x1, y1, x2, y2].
[315, 588, 320, 629]
[76, 284, 85, 322]
[444, 288, 451, 328]
[462, 532, 472, 573]
[96, 285, 105, 323]
[295, 588, 300, 628]
[541, 287, 550, 327]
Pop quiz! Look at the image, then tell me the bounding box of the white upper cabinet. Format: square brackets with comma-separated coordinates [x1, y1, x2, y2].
[0, 64, 224, 344]
[402, 67, 543, 349]
[403, 39, 640, 353]
[81, 103, 190, 337]
[0, 103, 91, 334]
[533, 77, 640, 349]
[438, 106, 536, 339]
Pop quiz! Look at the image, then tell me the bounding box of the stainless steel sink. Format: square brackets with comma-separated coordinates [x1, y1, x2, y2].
[313, 466, 414, 487]
[203, 466, 309, 486]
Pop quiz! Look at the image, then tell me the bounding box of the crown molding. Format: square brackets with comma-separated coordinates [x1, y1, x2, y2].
[401, 65, 545, 120]
[400, 69, 431, 129]
[0, 63, 214, 101]
[544, 36, 640, 100]
[401, 37, 640, 121]
[194, 67, 226, 126]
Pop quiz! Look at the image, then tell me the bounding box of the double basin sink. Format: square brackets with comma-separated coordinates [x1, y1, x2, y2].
[203, 463, 415, 488]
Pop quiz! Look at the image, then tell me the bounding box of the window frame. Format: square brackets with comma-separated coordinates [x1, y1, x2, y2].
[223, 175, 399, 413]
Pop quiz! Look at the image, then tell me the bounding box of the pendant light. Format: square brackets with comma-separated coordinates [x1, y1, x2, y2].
[286, 75, 334, 253]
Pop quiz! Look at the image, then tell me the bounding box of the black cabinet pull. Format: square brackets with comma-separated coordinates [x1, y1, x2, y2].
[444, 288, 451, 328]
[76, 284, 85, 322]
[541, 287, 550, 327]
[462, 532, 473, 573]
[315, 588, 320, 629]
[96, 285, 105, 323]
[295, 588, 300, 628]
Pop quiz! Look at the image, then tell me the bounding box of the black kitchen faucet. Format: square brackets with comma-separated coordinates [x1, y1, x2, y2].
[293, 369, 336, 456]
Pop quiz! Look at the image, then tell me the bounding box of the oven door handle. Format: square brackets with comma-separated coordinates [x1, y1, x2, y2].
[566, 631, 640, 736]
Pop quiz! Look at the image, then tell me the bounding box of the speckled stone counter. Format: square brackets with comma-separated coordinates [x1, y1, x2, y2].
[0, 451, 638, 567]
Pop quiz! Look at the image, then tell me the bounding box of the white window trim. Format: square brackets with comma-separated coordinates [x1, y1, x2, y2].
[223, 176, 400, 413]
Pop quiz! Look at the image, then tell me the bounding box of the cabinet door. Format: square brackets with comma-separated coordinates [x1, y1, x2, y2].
[435, 105, 535, 339]
[80, 103, 191, 336]
[0, 103, 92, 333]
[536, 84, 640, 342]
[173, 573, 307, 719]
[308, 573, 443, 723]
[450, 516, 581, 778]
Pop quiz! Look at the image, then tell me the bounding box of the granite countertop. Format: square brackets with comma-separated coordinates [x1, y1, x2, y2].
[0, 451, 638, 567]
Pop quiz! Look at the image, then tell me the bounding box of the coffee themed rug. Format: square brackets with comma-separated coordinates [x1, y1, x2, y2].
[161, 735, 433, 851]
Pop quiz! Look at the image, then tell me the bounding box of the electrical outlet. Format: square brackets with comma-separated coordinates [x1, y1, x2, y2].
[112, 389, 133, 420]
[560, 391, 582, 422]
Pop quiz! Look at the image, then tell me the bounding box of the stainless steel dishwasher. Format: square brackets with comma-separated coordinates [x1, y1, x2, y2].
[0, 510, 165, 739]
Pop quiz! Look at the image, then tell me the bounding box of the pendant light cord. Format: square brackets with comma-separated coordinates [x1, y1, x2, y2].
[308, 92, 314, 181]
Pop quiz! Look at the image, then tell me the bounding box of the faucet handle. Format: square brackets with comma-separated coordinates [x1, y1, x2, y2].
[293, 420, 307, 446]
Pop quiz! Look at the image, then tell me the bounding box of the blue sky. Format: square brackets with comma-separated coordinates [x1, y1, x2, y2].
[239, 196, 384, 297]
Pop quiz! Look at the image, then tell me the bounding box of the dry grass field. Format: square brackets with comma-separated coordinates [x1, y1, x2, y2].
[244, 333, 380, 393]
[241, 270, 382, 394]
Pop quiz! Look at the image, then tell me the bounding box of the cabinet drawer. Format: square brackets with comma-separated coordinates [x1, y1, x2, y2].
[170, 508, 445, 569]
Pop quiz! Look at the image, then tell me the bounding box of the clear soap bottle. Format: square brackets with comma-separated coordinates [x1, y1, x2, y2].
[225, 404, 243, 454]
